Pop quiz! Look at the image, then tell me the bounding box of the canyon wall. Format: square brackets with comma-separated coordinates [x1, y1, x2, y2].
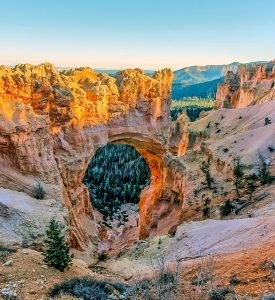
[0, 63, 187, 250]
[216, 60, 275, 108]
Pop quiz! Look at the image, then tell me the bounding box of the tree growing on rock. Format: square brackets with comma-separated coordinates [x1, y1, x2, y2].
[201, 157, 214, 189]
[42, 219, 73, 272]
[246, 174, 258, 201]
[264, 117, 272, 126]
[258, 152, 272, 184]
[233, 157, 244, 200]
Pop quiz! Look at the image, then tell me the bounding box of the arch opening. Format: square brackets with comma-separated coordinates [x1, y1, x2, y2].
[83, 143, 152, 246]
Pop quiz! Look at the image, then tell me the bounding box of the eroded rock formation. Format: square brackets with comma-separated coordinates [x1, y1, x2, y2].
[0, 63, 187, 250]
[216, 60, 275, 108]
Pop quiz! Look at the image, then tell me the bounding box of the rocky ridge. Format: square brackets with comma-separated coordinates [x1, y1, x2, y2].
[0, 63, 188, 255]
[216, 60, 275, 108]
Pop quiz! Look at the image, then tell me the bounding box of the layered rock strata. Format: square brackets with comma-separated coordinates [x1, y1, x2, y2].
[216, 60, 275, 108]
[0, 63, 187, 250]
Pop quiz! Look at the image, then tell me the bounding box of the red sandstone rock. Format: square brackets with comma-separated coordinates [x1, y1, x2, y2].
[0, 63, 187, 250]
[216, 61, 275, 108]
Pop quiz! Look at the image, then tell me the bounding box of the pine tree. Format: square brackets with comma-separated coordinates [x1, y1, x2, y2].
[233, 157, 244, 199]
[201, 157, 214, 189]
[246, 174, 257, 201]
[258, 152, 272, 184]
[42, 219, 73, 272]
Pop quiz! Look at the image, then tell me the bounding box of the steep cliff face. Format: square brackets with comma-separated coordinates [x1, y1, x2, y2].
[0, 63, 188, 250]
[216, 60, 275, 108]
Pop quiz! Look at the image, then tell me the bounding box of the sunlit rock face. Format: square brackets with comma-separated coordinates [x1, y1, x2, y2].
[216, 60, 275, 108]
[0, 63, 187, 250]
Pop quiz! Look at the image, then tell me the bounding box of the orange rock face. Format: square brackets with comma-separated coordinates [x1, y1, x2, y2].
[0, 63, 187, 250]
[216, 60, 275, 108]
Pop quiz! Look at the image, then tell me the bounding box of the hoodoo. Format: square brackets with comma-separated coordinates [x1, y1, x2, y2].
[216, 60, 275, 108]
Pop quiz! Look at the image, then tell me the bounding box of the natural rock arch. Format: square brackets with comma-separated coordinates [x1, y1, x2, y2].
[0, 63, 187, 251]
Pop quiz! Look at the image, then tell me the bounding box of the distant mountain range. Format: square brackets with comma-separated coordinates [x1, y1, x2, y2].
[172, 77, 224, 99]
[94, 69, 155, 77]
[173, 62, 240, 86]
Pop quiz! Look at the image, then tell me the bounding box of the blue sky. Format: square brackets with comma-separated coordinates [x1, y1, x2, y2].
[0, 0, 274, 69]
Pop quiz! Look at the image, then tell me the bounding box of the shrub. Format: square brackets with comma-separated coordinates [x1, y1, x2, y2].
[268, 146, 275, 152]
[48, 276, 127, 300]
[98, 251, 108, 261]
[201, 158, 214, 189]
[223, 147, 229, 153]
[220, 200, 234, 216]
[246, 174, 258, 201]
[128, 270, 179, 300]
[229, 275, 241, 286]
[42, 219, 73, 272]
[192, 273, 211, 286]
[0, 245, 16, 263]
[203, 206, 210, 218]
[208, 287, 234, 300]
[233, 157, 244, 199]
[33, 181, 45, 199]
[258, 153, 272, 184]
[264, 117, 272, 126]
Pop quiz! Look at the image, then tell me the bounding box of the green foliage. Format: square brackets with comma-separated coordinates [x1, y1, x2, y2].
[47, 276, 127, 300]
[170, 97, 215, 121]
[201, 157, 214, 189]
[233, 157, 244, 199]
[246, 174, 257, 201]
[264, 117, 272, 126]
[229, 275, 241, 286]
[268, 146, 275, 152]
[203, 206, 210, 218]
[83, 144, 151, 217]
[33, 181, 45, 199]
[0, 245, 16, 263]
[98, 251, 108, 261]
[48, 270, 179, 300]
[208, 287, 234, 300]
[258, 153, 272, 184]
[42, 219, 73, 272]
[220, 200, 235, 216]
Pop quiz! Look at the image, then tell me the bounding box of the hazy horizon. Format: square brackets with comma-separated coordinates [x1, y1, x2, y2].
[1, 0, 275, 69]
[1, 59, 271, 72]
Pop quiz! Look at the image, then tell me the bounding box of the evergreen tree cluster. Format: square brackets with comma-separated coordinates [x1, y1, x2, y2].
[170, 97, 215, 121]
[83, 144, 151, 217]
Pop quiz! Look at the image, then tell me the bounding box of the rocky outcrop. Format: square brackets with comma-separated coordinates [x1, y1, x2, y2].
[0, 63, 188, 251]
[216, 60, 275, 108]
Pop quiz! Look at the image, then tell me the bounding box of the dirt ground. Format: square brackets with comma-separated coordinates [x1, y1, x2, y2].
[0, 243, 274, 299]
[179, 243, 275, 299]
